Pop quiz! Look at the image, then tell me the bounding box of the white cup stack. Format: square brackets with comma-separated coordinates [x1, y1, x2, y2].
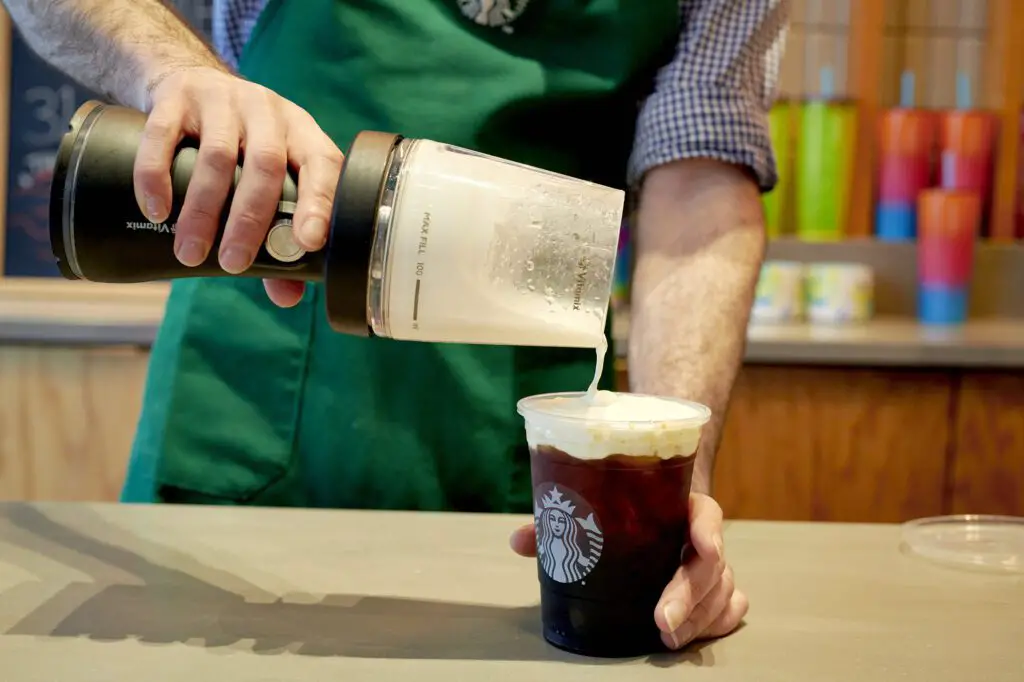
[751, 260, 874, 325]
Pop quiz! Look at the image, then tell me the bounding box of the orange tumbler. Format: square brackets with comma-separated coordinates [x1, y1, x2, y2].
[879, 108, 937, 157]
[939, 111, 997, 157]
[938, 111, 996, 237]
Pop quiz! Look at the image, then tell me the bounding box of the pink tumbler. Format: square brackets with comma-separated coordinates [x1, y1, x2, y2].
[917, 189, 981, 325]
[875, 108, 937, 241]
[938, 111, 996, 234]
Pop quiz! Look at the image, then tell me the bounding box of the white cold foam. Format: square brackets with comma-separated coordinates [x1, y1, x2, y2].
[382, 139, 623, 347]
[520, 390, 709, 460]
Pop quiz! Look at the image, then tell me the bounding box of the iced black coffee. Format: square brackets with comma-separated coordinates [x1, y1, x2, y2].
[517, 390, 711, 658]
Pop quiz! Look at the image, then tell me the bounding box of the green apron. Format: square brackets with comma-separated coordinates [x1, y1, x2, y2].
[121, 0, 678, 512]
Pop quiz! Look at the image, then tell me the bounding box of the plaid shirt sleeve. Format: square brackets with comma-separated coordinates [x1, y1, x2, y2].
[628, 0, 790, 192]
[211, 0, 268, 70]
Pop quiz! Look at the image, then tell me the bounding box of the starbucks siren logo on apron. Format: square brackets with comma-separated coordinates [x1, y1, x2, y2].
[534, 484, 604, 584]
[457, 0, 531, 32]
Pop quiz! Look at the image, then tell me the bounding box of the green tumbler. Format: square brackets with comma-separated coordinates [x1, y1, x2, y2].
[795, 99, 857, 241]
[763, 101, 792, 238]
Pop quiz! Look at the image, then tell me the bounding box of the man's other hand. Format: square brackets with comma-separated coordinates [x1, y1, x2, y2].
[509, 492, 748, 650]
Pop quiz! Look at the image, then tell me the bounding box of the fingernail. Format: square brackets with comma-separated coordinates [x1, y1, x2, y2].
[175, 238, 208, 267]
[298, 217, 328, 249]
[676, 622, 695, 646]
[714, 533, 725, 556]
[221, 246, 253, 274]
[663, 601, 686, 634]
[146, 196, 166, 222]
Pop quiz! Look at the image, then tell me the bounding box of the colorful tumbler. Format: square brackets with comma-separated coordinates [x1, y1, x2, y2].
[917, 189, 981, 325]
[763, 101, 793, 238]
[938, 110, 996, 233]
[795, 99, 857, 241]
[611, 218, 631, 307]
[875, 108, 936, 241]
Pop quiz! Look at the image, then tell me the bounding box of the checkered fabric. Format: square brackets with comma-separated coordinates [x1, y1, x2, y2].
[173, 0, 214, 38]
[209, 0, 786, 191]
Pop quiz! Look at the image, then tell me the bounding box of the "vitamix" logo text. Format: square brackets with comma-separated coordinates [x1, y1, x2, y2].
[572, 256, 589, 311]
[126, 221, 176, 234]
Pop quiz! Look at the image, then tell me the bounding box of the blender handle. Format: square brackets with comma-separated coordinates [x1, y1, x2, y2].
[50, 101, 325, 284]
[163, 144, 326, 280]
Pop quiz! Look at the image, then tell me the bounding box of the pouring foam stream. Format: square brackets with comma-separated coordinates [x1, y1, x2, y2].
[584, 335, 607, 401]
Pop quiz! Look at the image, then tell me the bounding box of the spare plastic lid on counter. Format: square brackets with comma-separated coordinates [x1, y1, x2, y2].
[902, 514, 1024, 574]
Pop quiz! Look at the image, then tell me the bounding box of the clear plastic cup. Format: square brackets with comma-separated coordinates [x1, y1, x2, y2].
[517, 390, 712, 657]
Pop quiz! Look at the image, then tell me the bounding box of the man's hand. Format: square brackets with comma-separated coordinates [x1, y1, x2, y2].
[135, 67, 344, 307]
[509, 492, 747, 650]
[651, 493, 747, 649]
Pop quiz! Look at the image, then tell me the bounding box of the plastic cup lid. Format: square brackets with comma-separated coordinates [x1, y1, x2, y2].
[901, 514, 1024, 573]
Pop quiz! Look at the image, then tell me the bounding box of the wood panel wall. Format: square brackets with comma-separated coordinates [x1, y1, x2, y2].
[782, 0, 988, 105]
[781, 0, 852, 99]
[886, 0, 988, 109]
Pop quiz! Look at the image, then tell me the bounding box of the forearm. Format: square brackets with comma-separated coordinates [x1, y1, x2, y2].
[628, 159, 765, 494]
[2, 0, 224, 110]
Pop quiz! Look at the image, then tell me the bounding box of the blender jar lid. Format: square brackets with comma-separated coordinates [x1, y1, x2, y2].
[325, 130, 402, 335]
[901, 514, 1024, 573]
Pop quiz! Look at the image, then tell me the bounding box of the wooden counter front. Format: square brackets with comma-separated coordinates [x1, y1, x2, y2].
[613, 363, 1024, 523]
[712, 366, 955, 523]
[2, 344, 1021, 522]
[0, 344, 149, 501]
[1, 503, 1021, 681]
[0, 280, 1022, 522]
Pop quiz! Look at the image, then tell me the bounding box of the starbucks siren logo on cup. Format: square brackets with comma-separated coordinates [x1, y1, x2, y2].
[533, 483, 604, 584]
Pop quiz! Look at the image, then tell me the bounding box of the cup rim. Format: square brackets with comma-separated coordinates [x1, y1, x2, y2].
[516, 391, 712, 427]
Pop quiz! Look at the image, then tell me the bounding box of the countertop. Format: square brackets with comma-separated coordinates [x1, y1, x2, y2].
[0, 280, 168, 346]
[2, 280, 1024, 368]
[1, 502, 1021, 681]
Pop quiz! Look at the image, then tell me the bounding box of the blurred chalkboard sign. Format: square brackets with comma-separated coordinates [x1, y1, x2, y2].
[2, 29, 102, 277]
[2, 0, 213, 277]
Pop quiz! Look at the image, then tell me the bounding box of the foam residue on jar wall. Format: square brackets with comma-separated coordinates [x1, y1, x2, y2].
[381, 140, 624, 349]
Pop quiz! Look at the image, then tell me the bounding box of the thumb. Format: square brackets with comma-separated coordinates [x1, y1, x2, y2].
[688, 492, 725, 561]
[509, 523, 537, 557]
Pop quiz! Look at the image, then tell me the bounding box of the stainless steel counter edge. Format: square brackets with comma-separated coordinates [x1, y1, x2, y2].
[1, 282, 1024, 368]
